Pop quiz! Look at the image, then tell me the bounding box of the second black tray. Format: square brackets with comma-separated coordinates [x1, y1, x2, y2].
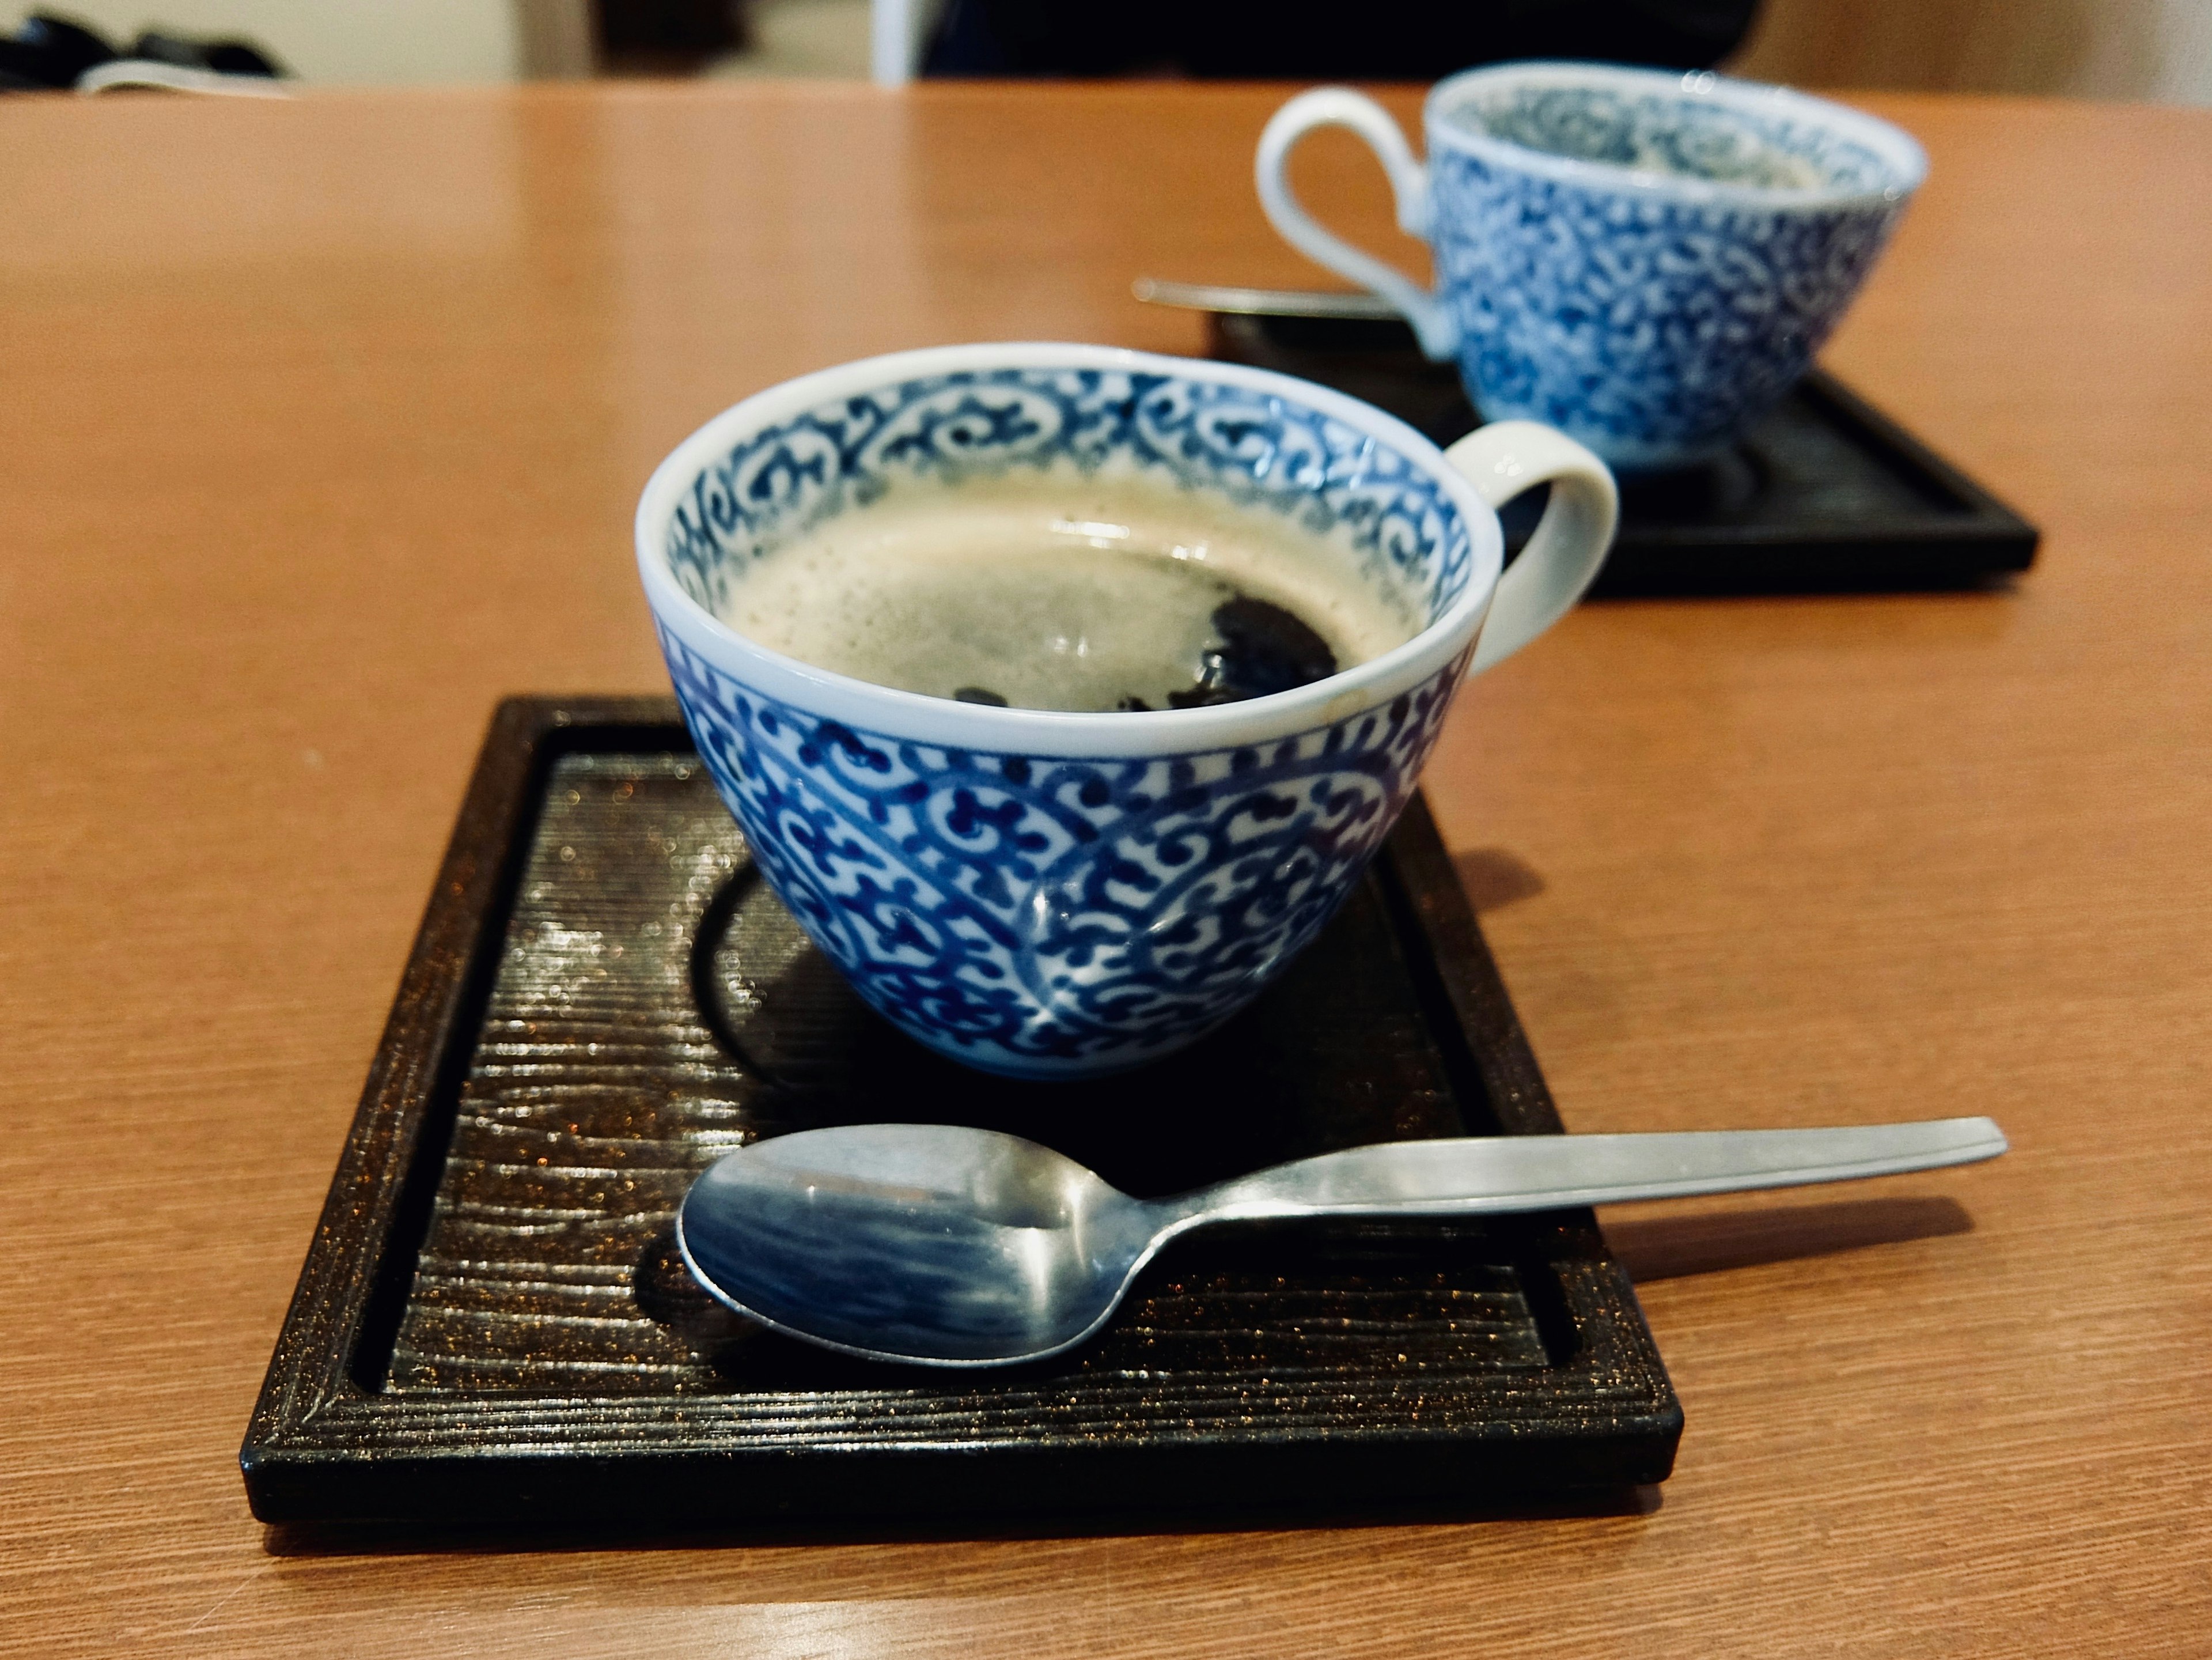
[1207, 309, 2039, 596]
[242, 697, 1681, 1532]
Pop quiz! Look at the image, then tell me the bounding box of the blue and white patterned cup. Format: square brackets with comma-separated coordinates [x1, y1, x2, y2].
[637, 343, 1615, 1078]
[1257, 64, 1927, 472]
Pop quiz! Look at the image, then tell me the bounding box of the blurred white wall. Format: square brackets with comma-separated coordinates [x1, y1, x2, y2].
[31, 0, 594, 82]
[1732, 0, 2212, 105]
[707, 0, 871, 80]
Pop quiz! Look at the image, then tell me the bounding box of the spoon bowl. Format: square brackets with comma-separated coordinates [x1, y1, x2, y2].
[677, 1116, 2006, 1367]
[679, 1125, 1152, 1363]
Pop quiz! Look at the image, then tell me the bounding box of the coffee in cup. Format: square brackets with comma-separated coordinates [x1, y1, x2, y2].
[638, 344, 1618, 1079]
[713, 467, 1425, 713]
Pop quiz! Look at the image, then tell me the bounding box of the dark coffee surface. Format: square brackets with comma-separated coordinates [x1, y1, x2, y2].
[714, 477, 1421, 713]
[955, 591, 1341, 712]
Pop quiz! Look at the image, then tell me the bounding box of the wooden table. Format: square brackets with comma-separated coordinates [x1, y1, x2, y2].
[3, 82, 2207, 1657]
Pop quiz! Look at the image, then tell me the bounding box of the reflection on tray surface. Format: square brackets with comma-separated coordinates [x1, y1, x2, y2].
[385, 752, 1563, 1400]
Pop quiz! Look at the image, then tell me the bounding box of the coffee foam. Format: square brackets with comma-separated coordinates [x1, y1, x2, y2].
[717, 469, 1425, 713]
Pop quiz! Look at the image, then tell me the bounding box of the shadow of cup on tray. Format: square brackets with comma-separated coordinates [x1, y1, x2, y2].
[686, 857, 1471, 1197]
[1601, 1194, 1974, 1284]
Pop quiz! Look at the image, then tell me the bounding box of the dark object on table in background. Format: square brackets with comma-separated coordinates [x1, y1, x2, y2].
[0, 13, 113, 88]
[124, 29, 283, 78]
[596, 0, 745, 74]
[241, 697, 1681, 1532]
[1185, 298, 2039, 596]
[927, 0, 1759, 77]
[0, 12, 283, 90]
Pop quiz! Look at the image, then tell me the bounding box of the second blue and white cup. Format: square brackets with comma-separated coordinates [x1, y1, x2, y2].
[1257, 63, 1928, 472]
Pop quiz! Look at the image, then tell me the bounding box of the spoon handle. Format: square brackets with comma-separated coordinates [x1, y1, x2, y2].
[1178, 1118, 2007, 1223]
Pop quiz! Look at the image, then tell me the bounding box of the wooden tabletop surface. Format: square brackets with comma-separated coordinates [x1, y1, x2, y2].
[3, 81, 2208, 1658]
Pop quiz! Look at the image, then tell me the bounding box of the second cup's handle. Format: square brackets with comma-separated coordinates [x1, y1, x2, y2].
[1448, 422, 1620, 673]
[1255, 88, 1461, 361]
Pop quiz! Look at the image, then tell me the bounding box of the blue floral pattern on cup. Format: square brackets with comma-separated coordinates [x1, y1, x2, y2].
[1429, 91, 1908, 468]
[664, 628, 1468, 1074]
[642, 354, 1494, 1076]
[661, 366, 1470, 622]
[1256, 66, 1926, 472]
[1466, 82, 1897, 192]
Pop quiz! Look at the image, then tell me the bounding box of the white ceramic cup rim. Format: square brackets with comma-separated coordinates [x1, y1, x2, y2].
[1424, 60, 1930, 213]
[635, 343, 1504, 761]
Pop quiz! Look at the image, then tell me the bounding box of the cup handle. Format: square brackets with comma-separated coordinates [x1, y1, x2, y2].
[1446, 422, 1620, 673]
[1255, 88, 1460, 361]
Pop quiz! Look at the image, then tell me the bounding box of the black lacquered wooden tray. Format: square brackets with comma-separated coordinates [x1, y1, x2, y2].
[241, 696, 1681, 1531]
[1207, 310, 2039, 596]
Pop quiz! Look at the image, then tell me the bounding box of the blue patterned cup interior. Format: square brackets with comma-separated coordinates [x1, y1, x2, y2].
[637, 344, 1522, 1080]
[1257, 65, 1928, 471]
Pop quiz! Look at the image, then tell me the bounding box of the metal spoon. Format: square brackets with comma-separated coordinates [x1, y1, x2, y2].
[676, 1117, 2005, 1367]
[1132, 276, 1399, 319]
